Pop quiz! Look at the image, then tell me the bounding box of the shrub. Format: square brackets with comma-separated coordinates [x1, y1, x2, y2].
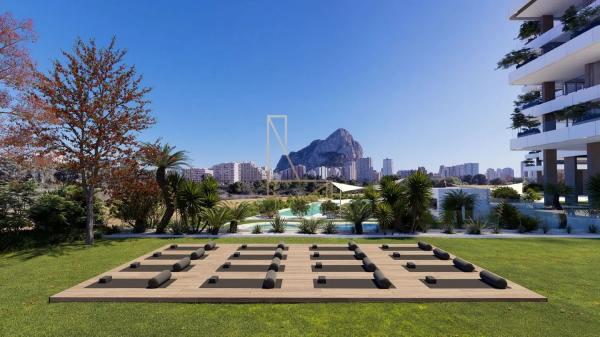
[491, 186, 520, 200]
[466, 218, 486, 235]
[495, 202, 520, 229]
[320, 200, 339, 218]
[322, 221, 337, 234]
[542, 222, 551, 234]
[496, 48, 539, 69]
[491, 222, 502, 234]
[566, 224, 573, 234]
[518, 215, 539, 233]
[169, 220, 190, 235]
[252, 224, 263, 234]
[442, 222, 454, 234]
[258, 198, 283, 218]
[289, 197, 310, 217]
[270, 215, 287, 233]
[29, 193, 86, 240]
[298, 219, 322, 234]
[558, 213, 568, 229]
[589, 224, 598, 234]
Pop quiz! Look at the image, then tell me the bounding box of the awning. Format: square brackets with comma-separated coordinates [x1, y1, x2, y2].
[331, 182, 364, 193]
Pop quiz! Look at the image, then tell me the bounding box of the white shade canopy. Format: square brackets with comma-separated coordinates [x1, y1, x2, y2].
[331, 182, 364, 193]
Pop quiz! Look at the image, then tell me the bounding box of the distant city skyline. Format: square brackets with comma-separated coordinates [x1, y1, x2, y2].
[4, 1, 524, 173]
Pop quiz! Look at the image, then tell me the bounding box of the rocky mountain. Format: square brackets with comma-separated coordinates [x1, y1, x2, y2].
[274, 128, 363, 172]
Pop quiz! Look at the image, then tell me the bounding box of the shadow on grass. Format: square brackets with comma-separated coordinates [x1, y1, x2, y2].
[4, 239, 119, 261]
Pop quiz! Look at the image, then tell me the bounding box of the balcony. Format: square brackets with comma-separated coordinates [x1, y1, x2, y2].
[510, 111, 600, 150]
[510, 25, 600, 85]
[521, 83, 600, 117]
[510, 0, 586, 20]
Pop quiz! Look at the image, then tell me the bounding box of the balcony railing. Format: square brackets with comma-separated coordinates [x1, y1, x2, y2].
[517, 128, 541, 138]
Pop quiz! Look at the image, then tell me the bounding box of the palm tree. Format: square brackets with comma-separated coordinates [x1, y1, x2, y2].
[142, 142, 188, 233]
[363, 185, 380, 210]
[441, 189, 477, 227]
[201, 206, 231, 235]
[175, 179, 204, 233]
[224, 201, 253, 233]
[587, 174, 600, 211]
[342, 200, 372, 234]
[405, 172, 433, 232]
[373, 202, 394, 234]
[545, 182, 573, 210]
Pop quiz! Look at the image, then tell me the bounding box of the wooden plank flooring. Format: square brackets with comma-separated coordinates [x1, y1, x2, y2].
[49, 243, 547, 303]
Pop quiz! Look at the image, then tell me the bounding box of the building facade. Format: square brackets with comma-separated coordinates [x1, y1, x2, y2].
[211, 162, 240, 185]
[239, 162, 267, 182]
[438, 163, 479, 178]
[356, 157, 378, 183]
[507, 0, 599, 204]
[343, 161, 357, 181]
[381, 158, 394, 177]
[182, 168, 213, 182]
[279, 165, 306, 180]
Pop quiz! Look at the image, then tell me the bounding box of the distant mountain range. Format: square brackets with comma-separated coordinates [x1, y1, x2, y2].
[274, 128, 363, 172]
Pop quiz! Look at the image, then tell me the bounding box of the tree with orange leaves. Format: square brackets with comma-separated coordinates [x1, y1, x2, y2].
[0, 12, 36, 160]
[25, 37, 154, 245]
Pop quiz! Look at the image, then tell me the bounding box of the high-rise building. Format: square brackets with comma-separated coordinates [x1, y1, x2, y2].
[211, 162, 240, 185]
[357, 157, 378, 183]
[239, 162, 267, 182]
[438, 163, 479, 178]
[182, 168, 213, 182]
[279, 165, 306, 180]
[382, 158, 394, 177]
[507, 0, 600, 204]
[343, 161, 357, 181]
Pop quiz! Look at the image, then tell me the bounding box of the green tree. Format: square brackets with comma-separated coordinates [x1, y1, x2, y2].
[175, 180, 204, 233]
[342, 200, 372, 234]
[405, 171, 433, 232]
[363, 185, 380, 209]
[224, 201, 253, 233]
[320, 200, 339, 219]
[441, 190, 477, 227]
[201, 206, 231, 235]
[545, 182, 573, 210]
[289, 197, 310, 217]
[491, 186, 521, 200]
[373, 202, 394, 234]
[141, 142, 188, 233]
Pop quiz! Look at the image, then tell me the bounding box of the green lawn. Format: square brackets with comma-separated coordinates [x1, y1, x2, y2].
[1, 237, 599, 337]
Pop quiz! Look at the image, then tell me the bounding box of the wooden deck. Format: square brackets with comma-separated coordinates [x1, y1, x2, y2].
[49, 243, 547, 303]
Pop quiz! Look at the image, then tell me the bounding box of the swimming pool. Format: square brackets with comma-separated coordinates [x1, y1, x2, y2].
[278, 202, 323, 218]
[238, 222, 380, 233]
[335, 223, 379, 233]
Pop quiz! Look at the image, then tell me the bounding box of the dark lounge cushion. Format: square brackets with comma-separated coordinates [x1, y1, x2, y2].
[204, 241, 216, 250]
[209, 276, 219, 284]
[425, 275, 437, 284]
[480, 270, 508, 289]
[277, 241, 286, 249]
[313, 252, 320, 258]
[317, 276, 326, 284]
[392, 252, 401, 258]
[170, 244, 178, 249]
[348, 241, 358, 250]
[354, 248, 366, 259]
[223, 262, 231, 269]
[233, 252, 241, 257]
[315, 262, 323, 269]
[453, 258, 475, 272]
[130, 261, 141, 269]
[406, 261, 416, 269]
[99, 275, 112, 284]
[263, 270, 277, 289]
[269, 257, 281, 271]
[362, 257, 377, 272]
[148, 270, 171, 288]
[418, 241, 432, 251]
[152, 252, 162, 257]
[273, 248, 284, 259]
[382, 244, 389, 249]
[172, 257, 191, 272]
[312, 244, 318, 249]
[433, 248, 450, 260]
[241, 244, 247, 249]
[373, 270, 392, 289]
[191, 248, 205, 260]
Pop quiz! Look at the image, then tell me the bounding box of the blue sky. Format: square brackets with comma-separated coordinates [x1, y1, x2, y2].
[5, 0, 523, 174]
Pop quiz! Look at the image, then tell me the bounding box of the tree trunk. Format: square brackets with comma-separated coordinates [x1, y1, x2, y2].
[229, 220, 238, 233]
[156, 167, 174, 233]
[85, 185, 95, 245]
[355, 222, 363, 234]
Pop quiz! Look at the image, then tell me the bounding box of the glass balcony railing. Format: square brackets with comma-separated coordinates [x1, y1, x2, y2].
[517, 128, 541, 137]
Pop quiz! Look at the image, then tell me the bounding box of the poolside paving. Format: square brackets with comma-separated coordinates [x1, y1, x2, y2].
[49, 243, 546, 303]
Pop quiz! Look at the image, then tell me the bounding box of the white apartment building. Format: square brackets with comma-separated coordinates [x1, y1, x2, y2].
[438, 163, 479, 178]
[357, 157, 378, 183]
[381, 158, 394, 177]
[239, 162, 267, 182]
[279, 165, 306, 180]
[507, 0, 600, 204]
[211, 162, 240, 185]
[343, 161, 357, 181]
[182, 168, 213, 182]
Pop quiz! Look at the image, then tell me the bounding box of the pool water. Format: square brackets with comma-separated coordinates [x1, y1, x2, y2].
[278, 202, 323, 217]
[244, 222, 379, 233]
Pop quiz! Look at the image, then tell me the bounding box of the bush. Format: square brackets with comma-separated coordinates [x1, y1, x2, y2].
[495, 202, 520, 229]
[252, 224, 263, 234]
[589, 224, 598, 234]
[0, 180, 36, 234]
[289, 197, 310, 217]
[559, 213, 568, 229]
[466, 218, 486, 235]
[542, 222, 551, 234]
[442, 222, 454, 234]
[491, 187, 520, 200]
[270, 215, 287, 233]
[566, 224, 572, 234]
[169, 220, 190, 235]
[320, 200, 339, 218]
[322, 221, 337, 234]
[298, 219, 322, 234]
[258, 198, 283, 218]
[518, 215, 539, 233]
[29, 193, 86, 240]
